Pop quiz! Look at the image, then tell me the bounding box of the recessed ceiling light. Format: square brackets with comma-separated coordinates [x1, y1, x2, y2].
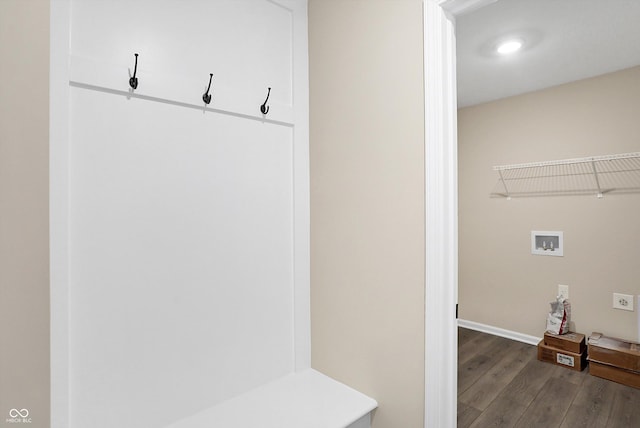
[496, 39, 523, 55]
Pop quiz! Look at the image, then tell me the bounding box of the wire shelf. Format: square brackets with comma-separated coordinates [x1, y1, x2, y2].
[491, 152, 640, 198]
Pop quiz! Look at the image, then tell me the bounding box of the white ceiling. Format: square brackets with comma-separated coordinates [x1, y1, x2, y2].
[456, 0, 640, 108]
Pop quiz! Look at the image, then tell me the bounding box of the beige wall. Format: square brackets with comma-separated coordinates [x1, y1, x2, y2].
[459, 66, 640, 342]
[0, 1, 50, 427]
[308, 1, 425, 427]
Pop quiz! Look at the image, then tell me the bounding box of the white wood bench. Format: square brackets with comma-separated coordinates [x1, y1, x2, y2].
[166, 369, 377, 428]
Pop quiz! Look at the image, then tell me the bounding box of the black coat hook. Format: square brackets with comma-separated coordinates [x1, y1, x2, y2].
[202, 73, 213, 104]
[129, 53, 139, 89]
[260, 87, 271, 114]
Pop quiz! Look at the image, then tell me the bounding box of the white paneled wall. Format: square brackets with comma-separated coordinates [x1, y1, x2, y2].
[58, 1, 309, 427]
[69, 89, 295, 427]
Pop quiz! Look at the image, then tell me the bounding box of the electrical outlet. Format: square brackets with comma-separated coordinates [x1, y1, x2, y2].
[613, 293, 634, 311]
[558, 284, 569, 300]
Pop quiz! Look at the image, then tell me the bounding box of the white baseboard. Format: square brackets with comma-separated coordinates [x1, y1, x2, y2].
[458, 319, 541, 346]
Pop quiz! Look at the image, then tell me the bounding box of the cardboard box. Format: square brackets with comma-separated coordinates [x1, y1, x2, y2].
[544, 331, 586, 354]
[588, 332, 640, 388]
[589, 361, 640, 389]
[588, 332, 640, 372]
[537, 340, 587, 371]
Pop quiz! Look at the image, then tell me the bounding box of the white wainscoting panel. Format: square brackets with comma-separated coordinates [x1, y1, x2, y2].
[62, 1, 309, 427]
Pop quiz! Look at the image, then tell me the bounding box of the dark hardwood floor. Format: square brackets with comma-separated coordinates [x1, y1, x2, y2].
[458, 327, 640, 428]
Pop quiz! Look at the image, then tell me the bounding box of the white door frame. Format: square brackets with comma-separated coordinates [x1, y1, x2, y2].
[423, 1, 495, 426]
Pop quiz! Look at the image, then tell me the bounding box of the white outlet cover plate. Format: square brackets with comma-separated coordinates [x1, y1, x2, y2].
[613, 293, 634, 311]
[558, 284, 569, 299]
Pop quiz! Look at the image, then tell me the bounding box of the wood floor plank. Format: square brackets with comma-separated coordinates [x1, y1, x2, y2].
[468, 395, 528, 428]
[550, 362, 588, 386]
[459, 353, 493, 394]
[457, 401, 482, 428]
[605, 382, 640, 428]
[459, 326, 476, 346]
[560, 374, 616, 428]
[466, 357, 555, 428]
[458, 328, 640, 428]
[499, 359, 557, 406]
[513, 377, 579, 428]
[458, 337, 519, 394]
[458, 330, 500, 365]
[459, 341, 535, 410]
